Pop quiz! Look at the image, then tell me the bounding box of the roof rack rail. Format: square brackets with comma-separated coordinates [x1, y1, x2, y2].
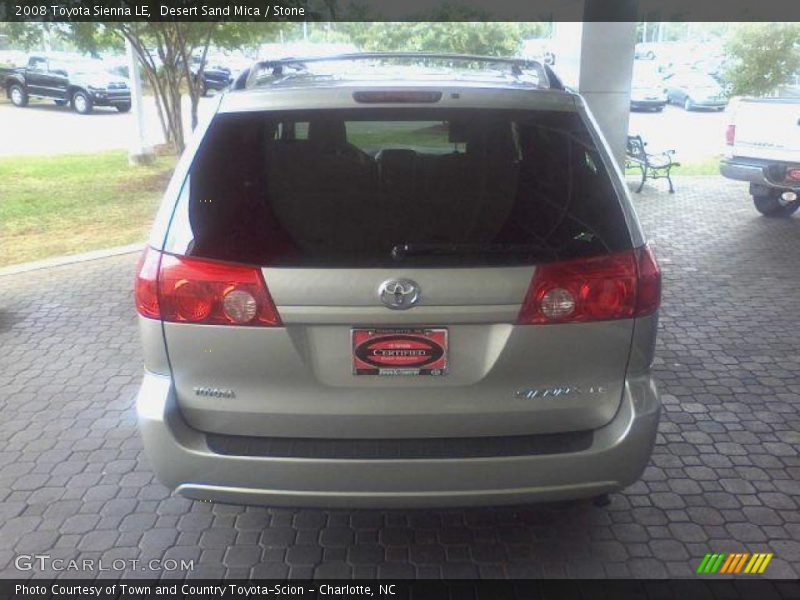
[235, 52, 564, 91]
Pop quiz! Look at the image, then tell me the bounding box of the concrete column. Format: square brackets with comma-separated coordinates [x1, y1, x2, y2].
[126, 37, 154, 166]
[552, 21, 637, 167]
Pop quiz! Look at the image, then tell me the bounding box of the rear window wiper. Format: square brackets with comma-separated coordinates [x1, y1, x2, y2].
[390, 243, 557, 261]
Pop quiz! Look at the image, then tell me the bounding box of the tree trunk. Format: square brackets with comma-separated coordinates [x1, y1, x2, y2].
[120, 23, 222, 154]
[177, 22, 216, 132]
[122, 29, 181, 151]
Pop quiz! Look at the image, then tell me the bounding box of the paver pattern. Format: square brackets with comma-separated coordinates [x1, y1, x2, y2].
[1, 176, 798, 579]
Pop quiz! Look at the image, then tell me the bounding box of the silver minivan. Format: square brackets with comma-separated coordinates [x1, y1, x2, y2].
[135, 53, 661, 508]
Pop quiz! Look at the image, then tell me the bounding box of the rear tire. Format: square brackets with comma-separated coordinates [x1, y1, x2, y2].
[116, 103, 131, 113]
[9, 84, 28, 107]
[71, 91, 93, 115]
[753, 190, 800, 217]
[683, 97, 694, 111]
[54, 99, 67, 106]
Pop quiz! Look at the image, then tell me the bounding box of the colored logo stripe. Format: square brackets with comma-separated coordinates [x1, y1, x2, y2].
[745, 553, 773, 574]
[697, 553, 726, 573]
[698, 552, 773, 575]
[733, 553, 750, 574]
[720, 553, 737, 574]
[696, 553, 713, 573]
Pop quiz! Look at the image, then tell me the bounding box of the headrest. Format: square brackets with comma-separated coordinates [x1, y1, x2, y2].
[466, 121, 517, 159]
[308, 120, 347, 148]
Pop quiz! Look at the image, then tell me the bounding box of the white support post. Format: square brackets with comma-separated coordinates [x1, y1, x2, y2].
[552, 21, 637, 168]
[126, 37, 154, 166]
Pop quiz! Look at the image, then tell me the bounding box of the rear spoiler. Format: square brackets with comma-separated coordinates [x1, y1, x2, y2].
[232, 52, 564, 92]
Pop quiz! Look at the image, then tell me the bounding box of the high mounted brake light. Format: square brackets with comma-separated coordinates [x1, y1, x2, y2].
[353, 91, 443, 103]
[785, 167, 800, 182]
[135, 247, 281, 327]
[517, 246, 661, 325]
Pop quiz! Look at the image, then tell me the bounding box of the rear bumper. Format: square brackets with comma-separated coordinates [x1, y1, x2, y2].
[690, 100, 727, 108]
[136, 371, 660, 508]
[630, 99, 666, 110]
[720, 158, 799, 190]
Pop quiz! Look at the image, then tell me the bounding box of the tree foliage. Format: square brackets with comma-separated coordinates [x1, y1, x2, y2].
[338, 21, 547, 56]
[724, 23, 800, 97]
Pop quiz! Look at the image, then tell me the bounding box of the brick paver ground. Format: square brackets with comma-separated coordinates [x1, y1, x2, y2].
[1, 176, 798, 579]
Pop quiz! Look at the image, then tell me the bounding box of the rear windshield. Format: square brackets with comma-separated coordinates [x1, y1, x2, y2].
[164, 108, 632, 267]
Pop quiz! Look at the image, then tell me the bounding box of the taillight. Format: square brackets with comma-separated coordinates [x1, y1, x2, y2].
[785, 167, 800, 182]
[634, 245, 661, 316]
[134, 248, 281, 327]
[134, 247, 161, 319]
[517, 246, 661, 325]
[725, 124, 736, 146]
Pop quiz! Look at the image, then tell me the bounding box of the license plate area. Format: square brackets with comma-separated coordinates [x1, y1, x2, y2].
[352, 328, 448, 376]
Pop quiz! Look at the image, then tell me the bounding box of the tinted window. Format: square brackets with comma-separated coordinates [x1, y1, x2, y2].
[28, 57, 47, 71]
[165, 109, 631, 267]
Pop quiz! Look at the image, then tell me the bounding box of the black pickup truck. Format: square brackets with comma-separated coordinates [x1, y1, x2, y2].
[2, 54, 131, 114]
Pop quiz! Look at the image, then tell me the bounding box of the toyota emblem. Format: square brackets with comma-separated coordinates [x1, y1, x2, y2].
[378, 279, 420, 310]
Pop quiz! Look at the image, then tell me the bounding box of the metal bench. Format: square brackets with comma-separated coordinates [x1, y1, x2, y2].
[626, 134, 679, 193]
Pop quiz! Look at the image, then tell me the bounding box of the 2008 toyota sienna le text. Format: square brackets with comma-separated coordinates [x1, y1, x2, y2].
[134, 53, 662, 508]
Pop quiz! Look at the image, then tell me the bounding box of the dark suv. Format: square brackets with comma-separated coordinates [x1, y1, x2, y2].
[5, 55, 131, 114]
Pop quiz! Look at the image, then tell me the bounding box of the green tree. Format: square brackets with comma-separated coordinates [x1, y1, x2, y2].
[339, 22, 532, 56]
[724, 23, 800, 97]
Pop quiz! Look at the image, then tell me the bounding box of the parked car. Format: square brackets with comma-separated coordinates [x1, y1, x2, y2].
[134, 52, 662, 509]
[720, 96, 800, 217]
[665, 71, 727, 111]
[190, 55, 233, 96]
[3, 54, 131, 114]
[630, 62, 667, 111]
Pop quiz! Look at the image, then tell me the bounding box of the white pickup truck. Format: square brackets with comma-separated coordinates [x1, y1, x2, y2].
[720, 96, 800, 217]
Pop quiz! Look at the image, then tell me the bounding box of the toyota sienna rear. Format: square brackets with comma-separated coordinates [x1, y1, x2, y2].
[135, 54, 661, 508]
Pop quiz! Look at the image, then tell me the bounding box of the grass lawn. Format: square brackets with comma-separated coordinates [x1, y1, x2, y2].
[669, 155, 721, 176]
[0, 150, 176, 267]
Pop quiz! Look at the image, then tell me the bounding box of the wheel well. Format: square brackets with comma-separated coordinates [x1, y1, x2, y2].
[5, 79, 23, 96]
[66, 86, 86, 101]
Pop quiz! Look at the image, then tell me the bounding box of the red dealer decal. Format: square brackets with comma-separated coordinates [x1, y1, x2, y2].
[352, 329, 448, 376]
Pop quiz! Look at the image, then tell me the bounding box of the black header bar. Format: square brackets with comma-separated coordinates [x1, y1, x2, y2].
[2, 0, 800, 22]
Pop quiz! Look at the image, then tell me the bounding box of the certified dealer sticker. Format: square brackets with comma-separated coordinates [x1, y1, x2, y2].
[352, 328, 448, 376]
